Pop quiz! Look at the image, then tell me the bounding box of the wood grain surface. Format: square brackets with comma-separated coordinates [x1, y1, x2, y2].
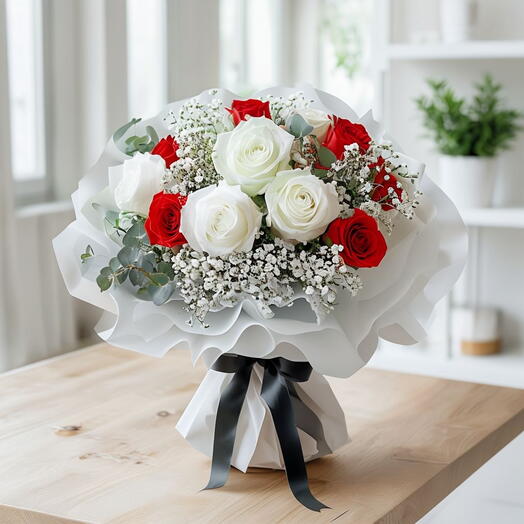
[0, 343, 523, 523]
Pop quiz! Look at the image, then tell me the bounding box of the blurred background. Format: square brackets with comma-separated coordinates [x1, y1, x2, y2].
[2, 0, 524, 379]
[0, 1, 523, 520]
[2, 0, 524, 377]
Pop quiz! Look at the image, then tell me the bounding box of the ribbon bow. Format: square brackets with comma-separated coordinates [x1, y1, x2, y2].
[204, 354, 330, 512]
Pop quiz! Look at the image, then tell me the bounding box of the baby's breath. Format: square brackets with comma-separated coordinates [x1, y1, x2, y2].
[262, 91, 311, 125]
[111, 92, 423, 326]
[163, 91, 233, 194]
[172, 236, 361, 326]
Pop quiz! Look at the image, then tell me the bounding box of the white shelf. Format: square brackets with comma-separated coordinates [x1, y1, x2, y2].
[387, 40, 524, 61]
[460, 207, 524, 228]
[369, 346, 524, 389]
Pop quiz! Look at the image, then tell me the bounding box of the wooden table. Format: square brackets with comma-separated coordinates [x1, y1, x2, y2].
[0, 344, 523, 524]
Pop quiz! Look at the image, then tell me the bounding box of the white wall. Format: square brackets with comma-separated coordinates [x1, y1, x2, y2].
[385, 0, 524, 350]
[392, 0, 524, 42]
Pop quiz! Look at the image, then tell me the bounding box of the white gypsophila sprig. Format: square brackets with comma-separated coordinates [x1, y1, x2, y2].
[172, 237, 296, 326]
[324, 141, 421, 231]
[163, 90, 233, 194]
[262, 91, 312, 126]
[171, 237, 361, 326]
[296, 243, 362, 320]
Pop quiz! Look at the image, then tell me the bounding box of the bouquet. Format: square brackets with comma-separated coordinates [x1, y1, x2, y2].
[54, 86, 466, 511]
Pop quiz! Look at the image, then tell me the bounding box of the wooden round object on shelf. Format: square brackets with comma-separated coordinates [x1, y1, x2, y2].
[461, 339, 501, 356]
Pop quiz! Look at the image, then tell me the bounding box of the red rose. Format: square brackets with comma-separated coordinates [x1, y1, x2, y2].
[145, 192, 187, 248]
[226, 99, 271, 126]
[372, 169, 403, 211]
[322, 116, 371, 159]
[324, 209, 387, 268]
[151, 135, 179, 168]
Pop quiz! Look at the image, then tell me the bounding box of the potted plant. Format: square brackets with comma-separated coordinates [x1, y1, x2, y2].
[416, 75, 521, 209]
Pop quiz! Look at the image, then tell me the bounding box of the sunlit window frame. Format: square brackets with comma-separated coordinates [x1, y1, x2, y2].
[7, 0, 50, 204]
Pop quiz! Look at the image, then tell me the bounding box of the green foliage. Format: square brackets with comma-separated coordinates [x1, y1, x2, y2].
[251, 194, 267, 212]
[113, 118, 141, 142]
[288, 114, 313, 138]
[80, 245, 94, 263]
[112, 118, 160, 156]
[416, 75, 522, 157]
[317, 145, 337, 168]
[92, 218, 175, 306]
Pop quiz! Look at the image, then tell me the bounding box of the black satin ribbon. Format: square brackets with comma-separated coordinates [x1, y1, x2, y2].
[204, 354, 329, 512]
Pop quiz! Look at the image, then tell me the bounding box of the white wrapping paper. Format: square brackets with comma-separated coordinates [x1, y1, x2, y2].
[54, 86, 467, 469]
[177, 367, 348, 471]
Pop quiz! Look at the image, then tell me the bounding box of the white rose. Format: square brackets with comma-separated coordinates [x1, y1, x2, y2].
[180, 183, 262, 257]
[212, 116, 294, 196]
[265, 168, 340, 243]
[294, 108, 332, 142]
[114, 152, 165, 216]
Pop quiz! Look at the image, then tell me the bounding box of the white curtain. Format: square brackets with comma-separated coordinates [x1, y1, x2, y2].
[0, 0, 23, 370]
[0, 0, 81, 371]
[0, 0, 222, 371]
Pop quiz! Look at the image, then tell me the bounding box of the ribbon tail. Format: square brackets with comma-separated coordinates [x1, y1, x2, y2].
[261, 365, 329, 512]
[204, 364, 253, 490]
[288, 382, 332, 458]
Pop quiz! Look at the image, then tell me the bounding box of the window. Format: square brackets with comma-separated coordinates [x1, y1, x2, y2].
[127, 0, 167, 119]
[5, 0, 46, 185]
[220, 0, 281, 95]
[220, 0, 374, 113]
[318, 0, 374, 115]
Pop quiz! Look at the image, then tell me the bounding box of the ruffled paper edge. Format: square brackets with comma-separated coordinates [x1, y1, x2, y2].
[53, 86, 467, 378]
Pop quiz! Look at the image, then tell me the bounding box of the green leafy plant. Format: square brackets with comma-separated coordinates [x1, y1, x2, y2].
[112, 118, 160, 156]
[322, 0, 370, 80]
[416, 75, 521, 157]
[87, 218, 176, 306]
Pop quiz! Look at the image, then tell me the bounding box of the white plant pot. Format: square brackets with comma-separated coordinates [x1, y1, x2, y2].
[438, 155, 496, 209]
[451, 307, 500, 356]
[440, 0, 477, 43]
[493, 153, 524, 207]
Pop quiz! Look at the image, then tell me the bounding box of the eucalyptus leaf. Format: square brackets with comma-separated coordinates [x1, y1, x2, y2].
[157, 261, 175, 279]
[113, 118, 141, 142]
[129, 268, 145, 286]
[105, 210, 120, 225]
[288, 113, 314, 138]
[252, 195, 267, 211]
[109, 257, 121, 272]
[149, 273, 170, 286]
[117, 246, 139, 266]
[146, 125, 159, 144]
[125, 135, 140, 145]
[126, 220, 146, 239]
[100, 266, 113, 277]
[103, 210, 122, 240]
[151, 284, 174, 305]
[317, 145, 337, 168]
[117, 269, 129, 284]
[96, 274, 112, 292]
[136, 287, 152, 300]
[138, 252, 156, 273]
[122, 234, 140, 248]
[312, 167, 329, 179]
[80, 245, 94, 263]
[124, 134, 155, 155]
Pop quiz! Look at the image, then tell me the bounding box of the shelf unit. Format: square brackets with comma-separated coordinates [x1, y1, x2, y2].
[370, 343, 524, 389]
[370, 0, 524, 388]
[460, 207, 524, 229]
[387, 40, 524, 61]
